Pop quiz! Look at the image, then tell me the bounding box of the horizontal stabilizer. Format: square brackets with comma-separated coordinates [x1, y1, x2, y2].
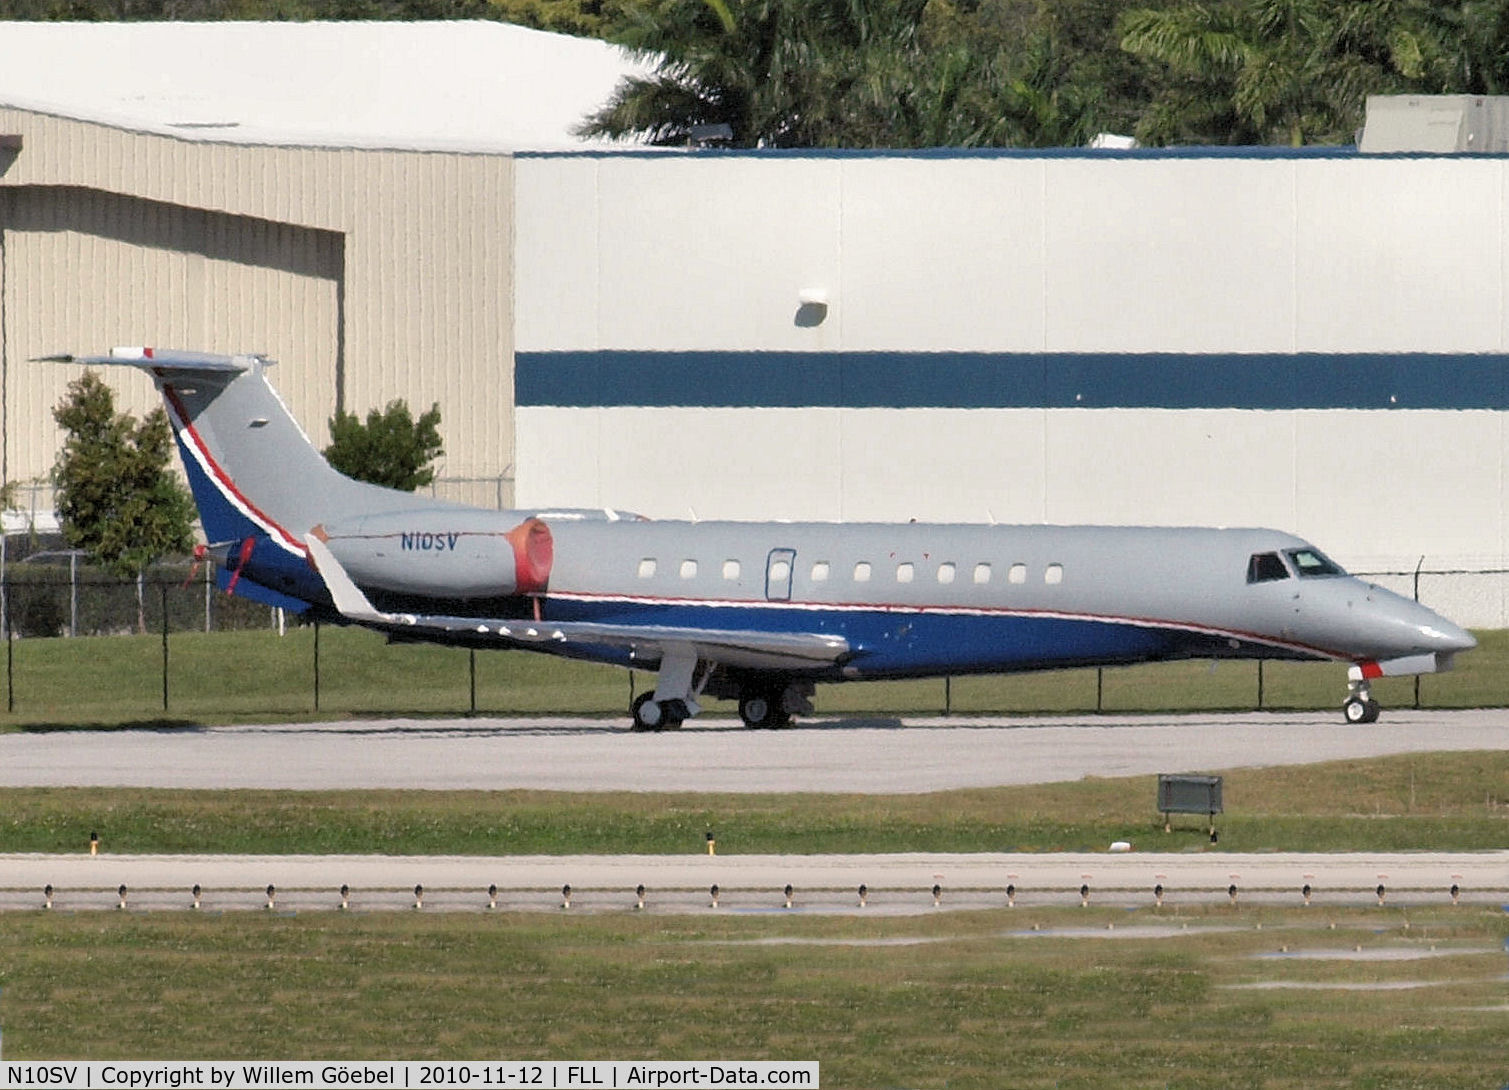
[305, 533, 850, 672]
[34, 347, 263, 374]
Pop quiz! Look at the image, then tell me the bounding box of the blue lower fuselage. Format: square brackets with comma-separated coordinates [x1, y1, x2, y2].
[539, 596, 1312, 679]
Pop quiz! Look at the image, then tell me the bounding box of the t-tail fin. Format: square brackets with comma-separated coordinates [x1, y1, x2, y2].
[39, 347, 460, 611]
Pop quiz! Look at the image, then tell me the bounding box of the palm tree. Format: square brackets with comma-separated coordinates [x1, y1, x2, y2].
[1119, 0, 1403, 145]
[570, 0, 1056, 148]
[1120, 0, 1504, 146]
[578, 0, 946, 148]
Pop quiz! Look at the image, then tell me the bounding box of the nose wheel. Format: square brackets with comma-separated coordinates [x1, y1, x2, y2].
[1343, 680, 1380, 724]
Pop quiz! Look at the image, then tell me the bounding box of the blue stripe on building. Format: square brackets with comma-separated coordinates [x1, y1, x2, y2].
[516, 351, 1509, 411]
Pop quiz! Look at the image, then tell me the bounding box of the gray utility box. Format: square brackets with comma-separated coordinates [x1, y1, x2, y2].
[1158, 774, 1223, 834]
[1359, 95, 1509, 153]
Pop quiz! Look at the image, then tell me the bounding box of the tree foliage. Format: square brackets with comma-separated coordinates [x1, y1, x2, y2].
[51, 370, 196, 582]
[1119, 0, 1509, 146]
[324, 400, 445, 492]
[577, 0, 1152, 148]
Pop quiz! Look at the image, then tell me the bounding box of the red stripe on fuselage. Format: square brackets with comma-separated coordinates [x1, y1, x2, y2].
[162, 385, 305, 554]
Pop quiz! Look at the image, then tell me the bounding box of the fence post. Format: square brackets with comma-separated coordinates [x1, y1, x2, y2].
[160, 581, 170, 712]
[1257, 659, 1265, 710]
[469, 648, 477, 716]
[313, 621, 321, 713]
[1096, 667, 1104, 713]
[943, 676, 951, 716]
[1413, 556, 1424, 709]
[5, 579, 12, 714]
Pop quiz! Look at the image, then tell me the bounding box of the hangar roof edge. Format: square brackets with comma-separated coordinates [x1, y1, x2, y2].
[0, 20, 655, 154]
[518, 144, 1509, 160]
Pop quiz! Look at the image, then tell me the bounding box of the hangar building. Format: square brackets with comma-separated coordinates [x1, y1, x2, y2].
[2, 23, 1506, 625]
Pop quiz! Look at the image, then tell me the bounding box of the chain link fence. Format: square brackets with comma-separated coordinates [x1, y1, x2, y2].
[0, 539, 1499, 720]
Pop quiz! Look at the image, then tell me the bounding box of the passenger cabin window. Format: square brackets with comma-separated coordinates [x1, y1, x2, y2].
[1246, 552, 1289, 583]
[1008, 563, 1027, 585]
[637, 558, 657, 579]
[680, 560, 698, 579]
[811, 561, 830, 582]
[854, 562, 872, 582]
[937, 562, 956, 585]
[1286, 548, 1345, 577]
[896, 562, 915, 583]
[973, 563, 991, 584]
[1045, 563, 1063, 585]
[723, 560, 740, 580]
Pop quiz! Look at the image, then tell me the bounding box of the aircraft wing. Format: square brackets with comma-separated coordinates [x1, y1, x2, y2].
[304, 534, 849, 672]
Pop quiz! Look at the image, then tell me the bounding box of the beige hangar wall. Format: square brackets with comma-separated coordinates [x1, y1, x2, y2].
[0, 106, 517, 511]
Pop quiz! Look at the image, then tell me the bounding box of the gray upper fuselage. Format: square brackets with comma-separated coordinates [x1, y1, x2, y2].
[538, 518, 1463, 664]
[340, 507, 1469, 666]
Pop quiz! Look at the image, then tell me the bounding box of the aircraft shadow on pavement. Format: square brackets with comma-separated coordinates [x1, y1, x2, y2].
[19, 718, 207, 734]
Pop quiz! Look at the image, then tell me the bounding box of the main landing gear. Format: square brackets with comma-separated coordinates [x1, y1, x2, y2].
[737, 681, 812, 730]
[631, 691, 691, 731]
[629, 645, 707, 732]
[626, 660, 814, 732]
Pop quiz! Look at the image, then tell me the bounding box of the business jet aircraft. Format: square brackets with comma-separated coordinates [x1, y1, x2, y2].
[43, 348, 1476, 729]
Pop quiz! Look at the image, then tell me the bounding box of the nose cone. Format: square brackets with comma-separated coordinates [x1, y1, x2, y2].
[1373, 591, 1476, 658]
[1413, 611, 1476, 654]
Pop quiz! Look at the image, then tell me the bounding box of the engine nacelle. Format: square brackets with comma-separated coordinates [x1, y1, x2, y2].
[312, 511, 552, 599]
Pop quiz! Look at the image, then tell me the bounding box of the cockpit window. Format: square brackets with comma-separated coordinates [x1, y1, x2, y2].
[1285, 548, 1345, 577]
[1247, 552, 1289, 583]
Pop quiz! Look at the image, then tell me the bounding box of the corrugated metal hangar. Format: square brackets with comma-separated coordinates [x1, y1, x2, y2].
[2, 23, 1507, 624]
[0, 20, 648, 512]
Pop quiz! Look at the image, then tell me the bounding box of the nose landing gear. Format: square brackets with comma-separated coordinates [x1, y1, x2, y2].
[1343, 690, 1381, 724]
[1344, 666, 1381, 724]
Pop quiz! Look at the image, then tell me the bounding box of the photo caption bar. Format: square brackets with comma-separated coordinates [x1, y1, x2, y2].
[0, 1063, 817, 1090]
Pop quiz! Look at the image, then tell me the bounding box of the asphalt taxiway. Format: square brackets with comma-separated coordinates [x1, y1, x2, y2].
[2, 708, 1507, 792]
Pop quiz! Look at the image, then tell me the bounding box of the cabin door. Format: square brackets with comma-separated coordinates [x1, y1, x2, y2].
[765, 549, 797, 601]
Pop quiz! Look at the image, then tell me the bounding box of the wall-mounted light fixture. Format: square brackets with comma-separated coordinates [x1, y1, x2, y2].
[796, 287, 828, 327]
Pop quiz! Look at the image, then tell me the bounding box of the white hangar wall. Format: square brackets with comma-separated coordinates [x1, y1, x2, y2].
[513, 150, 1509, 626]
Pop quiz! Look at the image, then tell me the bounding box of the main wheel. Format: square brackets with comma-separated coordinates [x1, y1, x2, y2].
[739, 691, 791, 729]
[631, 692, 663, 731]
[1343, 697, 1381, 724]
[631, 692, 686, 731]
[738, 694, 772, 729]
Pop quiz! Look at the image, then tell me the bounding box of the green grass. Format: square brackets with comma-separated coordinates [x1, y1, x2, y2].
[3, 626, 1507, 727]
[4, 751, 1507, 856]
[1, 905, 1506, 1085]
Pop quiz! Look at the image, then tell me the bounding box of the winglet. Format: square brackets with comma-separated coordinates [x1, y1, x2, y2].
[304, 533, 387, 623]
